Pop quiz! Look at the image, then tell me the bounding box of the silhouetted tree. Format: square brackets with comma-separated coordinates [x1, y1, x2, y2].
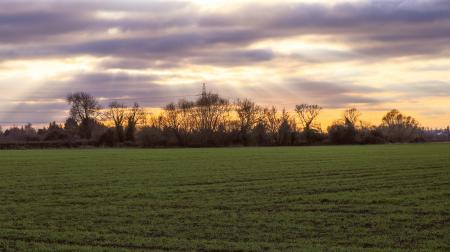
[278, 110, 294, 145]
[328, 108, 362, 144]
[328, 123, 355, 144]
[0, 87, 437, 148]
[98, 128, 116, 147]
[64, 117, 79, 139]
[2, 124, 38, 142]
[125, 103, 144, 142]
[107, 101, 127, 142]
[66, 92, 101, 139]
[253, 122, 269, 146]
[137, 126, 166, 147]
[235, 98, 261, 145]
[192, 92, 230, 145]
[295, 104, 322, 144]
[447, 126, 450, 141]
[263, 106, 282, 145]
[359, 124, 386, 144]
[44, 122, 67, 141]
[380, 109, 421, 142]
[163, 100, 194, 146]
[344, 108, 361, 127]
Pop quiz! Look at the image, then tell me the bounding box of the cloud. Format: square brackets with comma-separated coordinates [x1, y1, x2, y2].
[393, 81, 450, 97]
[409, 64, 450, 72]
[0, 100, 68, 125]
[0, 71, 199, 123]
[289, 79, 379, 94]
[192, 49, 275, 66]
[0, 10, 91, 44]
[100, 59, 180, 70]
[16, 72, 202, 106]
[284, 79, 383, 107]
[1, 0, 449, 62]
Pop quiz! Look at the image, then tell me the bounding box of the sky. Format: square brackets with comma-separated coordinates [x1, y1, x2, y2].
[0, 0, 449, 128]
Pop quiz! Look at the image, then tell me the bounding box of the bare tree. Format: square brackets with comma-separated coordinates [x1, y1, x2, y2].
[106, 101, 127, 142]
[64, 117, 78, 139]
[380, 109, 421, 142]
[328, 108, 362, 145]
[192, 93, 230, 144]
[382, 109, 418, 128]
[235, 98, 261, 145]
[147, 113, 164, 129]
[295, 104, 322, 131]
[163, 103, 178, 127]
[278, 109, 293, 145]
[166, 99, 196, 145]
[263, 106, 283, 144]
[295, 104, 322, 144]
[66, 92, 101, 139]
[176, 99, 196, 135]
[125, 103, 145, 141]
[344, 108, 361, 127]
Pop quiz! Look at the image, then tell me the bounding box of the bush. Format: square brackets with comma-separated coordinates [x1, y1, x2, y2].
[328, 124, 357, 145]
[298, 129, 325, 145]
[136, 127, 166, 147]
[359, 127, 386, 144]
[97, 129, 116, 147]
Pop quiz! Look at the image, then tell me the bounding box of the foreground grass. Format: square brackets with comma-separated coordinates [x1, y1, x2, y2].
[0, 144, 449, 251]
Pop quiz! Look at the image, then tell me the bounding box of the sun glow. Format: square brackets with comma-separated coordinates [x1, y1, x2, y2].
[252, 36, 353, 55]
[96, 11, 128, 20]
[2, 57, 99, 81]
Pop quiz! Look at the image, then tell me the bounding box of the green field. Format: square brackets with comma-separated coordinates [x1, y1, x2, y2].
[0, 144, 449, 251]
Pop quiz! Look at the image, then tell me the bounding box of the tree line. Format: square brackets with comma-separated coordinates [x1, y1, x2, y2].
[1, 91, 449, 148]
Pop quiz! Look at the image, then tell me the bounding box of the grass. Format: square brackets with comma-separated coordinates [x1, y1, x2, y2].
[0, 144, 449, 251]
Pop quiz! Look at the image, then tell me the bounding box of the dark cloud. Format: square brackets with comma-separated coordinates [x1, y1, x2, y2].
[288, 79, 379, 95]
[0, 8, 95, 44]
[0, 71, 200, 123]
[0, 1, 194, 44]
[268, 1, 450, 28]
[0, 101, 68, 125]
[284, 79, 383, 107]
[393, 81, 450, 97]
[18, 72, 199, 106]
[198, 1, 450, 57]
[59, 28, 269, 60]
[192, 49, 275, 66]
[100, 59, 181, 70]
[356, 42, 448, 58]
[322, 95, 382, 108]
[63, 34, 200, 57]
[1, 0, 449, 62]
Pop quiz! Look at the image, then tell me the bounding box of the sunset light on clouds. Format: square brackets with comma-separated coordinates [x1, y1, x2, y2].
[1, 0, 449, 128]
